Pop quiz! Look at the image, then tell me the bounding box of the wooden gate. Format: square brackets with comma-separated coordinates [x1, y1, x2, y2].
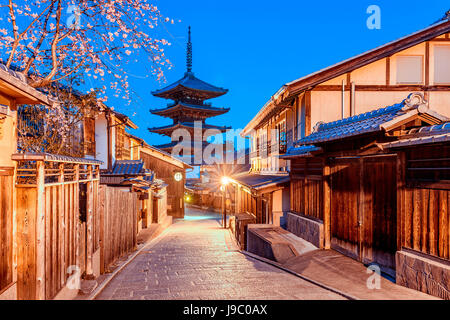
[13, 154, 101, 300]
[0, 167, 14, 295]
[330, 155, 397, 272]
[98, 186, 138, 273]
[330, 158, 361, 260]
[361, 156, 397, 272]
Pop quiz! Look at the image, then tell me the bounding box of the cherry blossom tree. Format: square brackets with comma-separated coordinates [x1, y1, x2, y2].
[0, 0, 173, 101]
[1, 0, 174, 155]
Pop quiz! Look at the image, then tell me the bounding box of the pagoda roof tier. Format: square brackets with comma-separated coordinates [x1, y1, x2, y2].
[153, 141, 230, 157]
[150, 102, 230, 119]
[148, 121, 231, 137]
[153, 140, 211, 152]
[151, 72, 228, 101]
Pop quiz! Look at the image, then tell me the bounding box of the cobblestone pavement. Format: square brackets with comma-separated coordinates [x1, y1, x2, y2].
[96, 208, 345, 300]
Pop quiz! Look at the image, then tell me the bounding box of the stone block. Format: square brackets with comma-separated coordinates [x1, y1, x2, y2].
[396, 250, 450, 300]
[286, 212, 324, 248]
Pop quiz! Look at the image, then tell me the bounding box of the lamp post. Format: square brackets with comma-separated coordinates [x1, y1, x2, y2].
[220, 176, 230, 228]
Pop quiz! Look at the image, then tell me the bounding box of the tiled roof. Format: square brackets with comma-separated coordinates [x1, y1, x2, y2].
[12, 152, 103, 165]
[153, 140, 211, 150]
[152, 72, 228, 97]
[232, 173, 290, 190]
[296, 103, 406, 146]
[111, 160, 145, 176]
[150, 102, 229, 115]
[280, 145, 322, 159]
[382, 122, 450, 149]
[148, 121, 231, 133]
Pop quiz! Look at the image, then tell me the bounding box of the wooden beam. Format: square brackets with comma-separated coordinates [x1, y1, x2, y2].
[425, 42, 430, 86]
[323, 163, 331, 249]
[386, 57, 391, 86]
[58, 163, 65, 289]
[35, 161, 45, 300]
[305, 91, 311, 136]
[85, 165, 94, 278]
[312, 84, 450, 91]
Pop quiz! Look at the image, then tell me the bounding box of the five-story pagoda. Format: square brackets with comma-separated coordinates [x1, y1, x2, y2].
[149, 27, 230, 163]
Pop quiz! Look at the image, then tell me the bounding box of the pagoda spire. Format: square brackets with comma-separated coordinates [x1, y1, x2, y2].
[186, 26, 192, 73]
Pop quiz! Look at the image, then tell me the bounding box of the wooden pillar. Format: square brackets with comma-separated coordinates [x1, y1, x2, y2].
[74, 164, 80, 277]
[35, 160, 45, 300]
[397, 152, 406, 251]
[58, 163, 65, 288]
[98, 184, 105, 274]
[85, 165, 94, 278]
[305, 90, 312, 136]
[323, 162, 331, 249]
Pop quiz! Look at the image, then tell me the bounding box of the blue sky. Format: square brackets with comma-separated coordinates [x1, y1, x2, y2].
[106, 0, 448, 147]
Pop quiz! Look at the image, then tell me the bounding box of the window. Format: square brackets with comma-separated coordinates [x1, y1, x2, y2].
[434, 45, 450, 84]
[278, 121, 287, 153]
[396, 55, 423, 84]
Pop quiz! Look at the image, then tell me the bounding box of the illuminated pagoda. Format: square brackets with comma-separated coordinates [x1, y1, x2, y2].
[149, 27, 230, 163]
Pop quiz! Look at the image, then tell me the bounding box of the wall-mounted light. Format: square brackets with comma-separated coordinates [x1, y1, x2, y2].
[174, 172, 183, 182]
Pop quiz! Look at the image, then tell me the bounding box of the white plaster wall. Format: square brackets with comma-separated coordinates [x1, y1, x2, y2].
[0, 110, 17, 167]
[95, 114, 108, 169]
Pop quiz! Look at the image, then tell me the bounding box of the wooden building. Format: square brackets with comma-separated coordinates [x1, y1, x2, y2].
[239, 19, 450, 231]
[138, 142, 192, 219]
[380, 122, 450, 299]
[0, 64, 55, 300]
[283, 93, 450, 298]
[93, 107, 138, 170]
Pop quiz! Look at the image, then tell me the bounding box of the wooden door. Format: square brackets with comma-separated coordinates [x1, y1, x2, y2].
[330, 158, 361, 260]
[361, 156, 397, 273]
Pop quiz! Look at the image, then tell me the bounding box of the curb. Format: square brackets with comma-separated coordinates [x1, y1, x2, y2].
[240, 250, 358, 300]
[226, 226, 357, 300]
[87, 225, 172, 300]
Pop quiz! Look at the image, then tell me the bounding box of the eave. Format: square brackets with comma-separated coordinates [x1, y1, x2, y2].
[150, 102, 229, 119]
[148, 122, 231, 136]
[0, 65, 54, 107]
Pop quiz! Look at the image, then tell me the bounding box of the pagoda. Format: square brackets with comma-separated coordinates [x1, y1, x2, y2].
[149, 27, 230, 163]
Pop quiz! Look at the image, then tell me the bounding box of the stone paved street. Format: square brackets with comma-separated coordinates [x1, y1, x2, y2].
[96, 208, 344, 300]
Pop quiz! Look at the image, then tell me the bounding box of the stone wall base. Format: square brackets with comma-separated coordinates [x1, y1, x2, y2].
[396, 250, 450, 300]
[286, 212, 324, 249]
[247, 224, 299, 264]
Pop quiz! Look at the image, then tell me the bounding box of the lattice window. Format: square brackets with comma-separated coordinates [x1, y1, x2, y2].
[406, 145, 450, 188]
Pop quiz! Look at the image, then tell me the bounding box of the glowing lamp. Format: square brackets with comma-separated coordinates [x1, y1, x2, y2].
[174, 172, 183, 182]
[221, 176, 231, 186]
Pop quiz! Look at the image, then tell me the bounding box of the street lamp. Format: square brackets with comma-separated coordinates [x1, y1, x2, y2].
[220, 176, 230, 228]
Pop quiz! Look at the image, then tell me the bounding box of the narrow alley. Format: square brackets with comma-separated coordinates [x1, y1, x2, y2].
[96, 208, 344, 300]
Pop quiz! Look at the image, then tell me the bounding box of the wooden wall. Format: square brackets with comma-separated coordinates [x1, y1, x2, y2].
[15, 161, 100, 300]
[42, 183, 80, 299]
[98, 185, 138, 273]
[399, 188, 449, 259]
[398, 146, 450, 260]
[140, 151, 185, 218]
[236, 187, 268, 224]
[0, 167, 14, 294]
[290, 157, 324, 221]
[291, 179, 323, 221]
